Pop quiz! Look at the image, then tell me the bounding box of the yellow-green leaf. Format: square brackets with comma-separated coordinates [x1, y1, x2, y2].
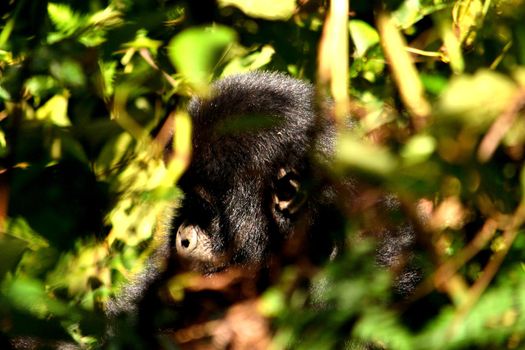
[218, 0, 296, 20]
[168, 26, 237, 92]
[34, 94, 71, 127]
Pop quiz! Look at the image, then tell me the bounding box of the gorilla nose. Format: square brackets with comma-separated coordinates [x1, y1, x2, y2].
[176, 225, 198, 254]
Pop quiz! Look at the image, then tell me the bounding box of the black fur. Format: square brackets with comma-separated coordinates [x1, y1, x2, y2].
[175, 72, 338, 269]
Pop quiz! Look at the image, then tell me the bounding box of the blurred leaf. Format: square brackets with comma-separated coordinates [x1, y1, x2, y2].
[164, 110, 192, 188]
[420, 73, 448, 95]
[95, 133, 134, 177]
[349, 20, 380, 57]
[124, 29, 162, 53]
[260, 288, 286, 317]
[47, 242, 111, 296]
[438, 69, 517, 130]
[6, 217, 49, 251]
[452, 0, 485, 46]
[168, 26, 237, 91]
[417, 269, 525, 349]
[87, 6, 123, 29]
[2, 277, 70, 318]
[401, 134, 436, 165]
[218, 0, 296, 20]
[222, 45, 275, 75]
[34, 94, 71, 126]
[0, 236, 27, 277]
[50, 59, 86, 88]
[47, 3, 84, 38]
[98, 60, 117, 97]
[0, 128, 7, 157]
[25, 76, 60, 100]
[335, 133, 398, 176]
[393, 0, 448, 29]
[354, 309, 412, 350]
[48, 3, 122, 45]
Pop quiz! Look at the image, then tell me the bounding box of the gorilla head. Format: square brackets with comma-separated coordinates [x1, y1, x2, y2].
[172, 72, 339, 272]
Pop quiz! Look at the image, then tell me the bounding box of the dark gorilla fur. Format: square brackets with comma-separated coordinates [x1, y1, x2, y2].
[105, 71, 419, 346]
[173, 72, 340, 271]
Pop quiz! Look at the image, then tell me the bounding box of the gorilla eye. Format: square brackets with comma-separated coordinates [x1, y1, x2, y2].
[182, 192, 217, 227]
[273, 168, 307, 215]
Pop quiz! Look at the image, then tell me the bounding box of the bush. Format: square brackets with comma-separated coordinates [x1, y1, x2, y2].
[2, 0, 525, 349]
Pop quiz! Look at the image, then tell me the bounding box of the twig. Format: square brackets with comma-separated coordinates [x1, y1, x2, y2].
[139, 48, 179, 89]
[376, 9, 431, 131]
[477, 88, 525, 162]
[318, 0, 350, 124]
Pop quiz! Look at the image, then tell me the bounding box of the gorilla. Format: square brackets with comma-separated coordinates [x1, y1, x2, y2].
[173, 71, 339, 272]
[106, 71, 419, 347]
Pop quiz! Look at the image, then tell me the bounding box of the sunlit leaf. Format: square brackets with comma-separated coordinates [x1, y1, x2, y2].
[218, 0, 296, 20]
[25, 75, 60, 100]
[88, 6, 123, 29]
[0, 127, 7, 157]
[335, 133, 398, 176]
[168, 26, 237, 91]
[349, 20, 380, 57]
[438, 70, 517, 130]
[98, 60, 117, 97]
[222, 45, 275, 75]
[401, 134, 436, 165]
[48, 3, 83, 36]
[260, 288, 286, 317]
[124, 29, 162, 53]
[6, 217, 49, 250]
[34, 94, 71, 127]
[2, 278, 70, 318]
[452, 0, 484, 45]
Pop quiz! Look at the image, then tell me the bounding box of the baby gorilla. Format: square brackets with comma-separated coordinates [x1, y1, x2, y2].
[106, 72, 418, 348]
[173, 71, 339, 272]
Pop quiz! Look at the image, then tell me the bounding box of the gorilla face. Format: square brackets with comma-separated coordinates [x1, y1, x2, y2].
[171, 72, 334, 272]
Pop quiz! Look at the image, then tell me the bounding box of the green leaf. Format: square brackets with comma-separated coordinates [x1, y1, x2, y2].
[400, 134, 436, 165]
[25, 75, 60, 99]
[98, 60, 117, 97]
[0, 127, 7, 158]
[218, 0, 296, 20]
[335, 133, 398, 176]
[222, 45, 275, 75]
[34, 94, 71, 127]
[123, 29, 162, 53]
[0, 236, 27, 277]
[168, 26, 237, 91]
[438, 69, 517, 130]
[2, 277, 70, 318]
[393, 0, 448, 29]
[260, 288, 286, 317]
[6, 217, 49, 251]
[47, 3, 84, 36]
[349, 20, 380, 57]
[50, 59, 86, 88]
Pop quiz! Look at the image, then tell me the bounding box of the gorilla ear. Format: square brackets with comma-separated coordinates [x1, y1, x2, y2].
[273, 168, 307, 215]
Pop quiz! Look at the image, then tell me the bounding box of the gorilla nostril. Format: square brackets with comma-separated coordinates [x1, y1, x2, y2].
[181, 239, 190, 248]
[176, 224, 198, 255]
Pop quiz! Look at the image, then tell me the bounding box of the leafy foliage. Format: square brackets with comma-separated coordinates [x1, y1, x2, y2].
[2, 0, 525, 349]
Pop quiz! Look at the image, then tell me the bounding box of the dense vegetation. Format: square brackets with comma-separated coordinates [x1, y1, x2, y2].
[2, 0, 525, 348]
